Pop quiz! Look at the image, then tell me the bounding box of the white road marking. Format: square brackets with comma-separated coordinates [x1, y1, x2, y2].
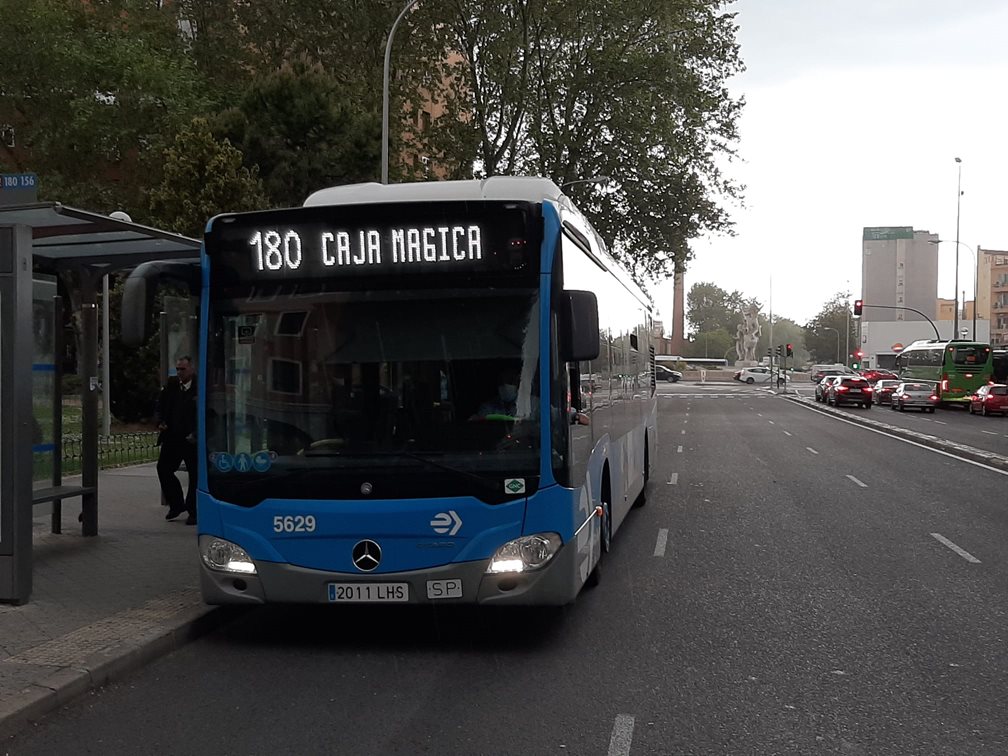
[933, 420, 947, 425]
[681, 429, 686, 435]
[667, 473, 678, 485]
[930, 533, 981, 563]
[982, 430, 998, 435]
[793, 401, 1008, 477]
[783, 431, 793, 436]
[654, 529, 669, 557]
[768, 420, 775, 425]
[676, 445, 683, 453]
[757, 413, 763, 417]
[846, 474, 867, 488]
[683, 419, 688, 425]
[806, 447, 819, 455]
[608, 715, 635, 756]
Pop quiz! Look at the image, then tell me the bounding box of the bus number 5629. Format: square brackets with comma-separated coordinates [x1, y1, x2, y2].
[273, 515, 316, 533]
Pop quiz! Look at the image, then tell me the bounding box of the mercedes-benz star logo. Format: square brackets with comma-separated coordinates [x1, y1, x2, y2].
[352, 540, 382, 572]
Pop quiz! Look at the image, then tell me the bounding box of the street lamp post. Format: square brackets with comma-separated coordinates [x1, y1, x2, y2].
[953, 156, 962, 337]
[381, 0, 422, 184]
[821, 326, 840, 364]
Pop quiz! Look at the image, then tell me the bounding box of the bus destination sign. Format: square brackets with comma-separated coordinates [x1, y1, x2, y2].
[248, 223, 485, 273]
[207, 201, 538, 281]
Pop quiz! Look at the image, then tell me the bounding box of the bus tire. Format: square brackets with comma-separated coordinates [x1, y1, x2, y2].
[634, 439, 649, 508]
[586, 473, 611, 589]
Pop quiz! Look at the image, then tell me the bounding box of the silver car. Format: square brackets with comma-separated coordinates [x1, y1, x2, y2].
[890, 382, 939, 413]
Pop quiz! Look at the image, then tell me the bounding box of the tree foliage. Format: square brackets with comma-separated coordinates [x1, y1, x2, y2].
[420, 0, 745, 281]
[217, 60, 381, 208]
[147, 117, 268, 238]
[0, 0, 208, 211]
[686, 281, 748, 335]
[804, 292, 857, 364]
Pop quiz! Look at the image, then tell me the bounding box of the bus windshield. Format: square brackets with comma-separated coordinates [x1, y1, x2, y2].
[951, 345, 987, 366]
[205, 284, 541, 505]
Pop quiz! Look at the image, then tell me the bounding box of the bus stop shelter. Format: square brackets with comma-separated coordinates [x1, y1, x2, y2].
[0, 203, 199, 603]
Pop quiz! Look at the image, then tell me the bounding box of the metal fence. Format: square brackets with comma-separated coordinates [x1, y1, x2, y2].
[36, 431, 161, 479]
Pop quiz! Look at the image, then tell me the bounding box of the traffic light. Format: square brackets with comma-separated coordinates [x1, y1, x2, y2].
[786, 343, 793, 357]
[853, 299, 863, 317]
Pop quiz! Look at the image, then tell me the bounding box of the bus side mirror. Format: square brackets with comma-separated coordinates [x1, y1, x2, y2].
[120, 272, 152, 347]
[120, 260, 202, 347]
[560, 290, 600, 362]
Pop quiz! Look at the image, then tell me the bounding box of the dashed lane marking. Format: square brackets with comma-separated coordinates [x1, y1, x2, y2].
[608, 715, 635, 756]
[667, 473, 678, 485]
[792, 400, 1008, 477]
[768, 420, 775, 425]
[846, 474, 867, 488]
[783, 430, 793, 436]
[654, 529, 669, 557]
[806, 447, 819, 455]
[930, 532, 981, 564]
[676, 445, 683, 453]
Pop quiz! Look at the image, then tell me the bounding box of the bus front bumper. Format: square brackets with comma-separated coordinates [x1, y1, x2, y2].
[199, 536, 584, 607]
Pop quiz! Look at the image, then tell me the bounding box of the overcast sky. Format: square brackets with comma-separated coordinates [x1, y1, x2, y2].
[653, 0, 1008, 329]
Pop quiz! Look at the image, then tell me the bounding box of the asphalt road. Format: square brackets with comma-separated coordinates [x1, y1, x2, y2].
[7, 383, 1008, 755]
[791, 382, 1008, 457]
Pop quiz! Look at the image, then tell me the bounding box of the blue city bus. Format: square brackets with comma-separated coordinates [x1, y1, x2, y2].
[189, 177, 656, 605]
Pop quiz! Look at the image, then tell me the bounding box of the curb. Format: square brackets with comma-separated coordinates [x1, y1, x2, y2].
[0, 603, 238, 739]
[782, 393, 1008, 472]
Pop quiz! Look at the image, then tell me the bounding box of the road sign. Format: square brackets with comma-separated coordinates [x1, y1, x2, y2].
[0, 174, 38, 206]
[892, 342, 904, 352]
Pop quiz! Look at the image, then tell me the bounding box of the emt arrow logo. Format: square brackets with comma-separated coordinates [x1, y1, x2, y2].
[430, 510, 462, 536]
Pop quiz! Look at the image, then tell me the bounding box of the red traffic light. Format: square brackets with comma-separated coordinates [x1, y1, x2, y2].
[855, 350, 864, 358]
[854, 299, 863, 316]
[786, 343, 793, 357]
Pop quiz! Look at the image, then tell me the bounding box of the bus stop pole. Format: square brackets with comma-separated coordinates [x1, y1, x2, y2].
[79, 271, 99, 536]
[0, 225, 35, 603]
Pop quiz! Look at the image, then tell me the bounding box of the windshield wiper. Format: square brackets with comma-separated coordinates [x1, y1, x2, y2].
[303, 449, 502, 495]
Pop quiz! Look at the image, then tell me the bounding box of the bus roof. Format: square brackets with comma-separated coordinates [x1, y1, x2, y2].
[304, 177, 566, 207]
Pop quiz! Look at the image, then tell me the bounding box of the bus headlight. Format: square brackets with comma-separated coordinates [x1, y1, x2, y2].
[199, 536, 258, 575]
[486, 533, 562, 574]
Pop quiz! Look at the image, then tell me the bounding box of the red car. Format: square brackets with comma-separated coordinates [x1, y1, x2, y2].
[968, 384, 1008, 416]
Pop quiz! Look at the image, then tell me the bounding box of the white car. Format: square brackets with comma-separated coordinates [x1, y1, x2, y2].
[737, 367, 790, 385]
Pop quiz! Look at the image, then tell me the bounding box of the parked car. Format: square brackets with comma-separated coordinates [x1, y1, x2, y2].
[872, 379, 901, 405]
[827, 376, 873, 408]
[859, 368, 897, 383]
[738, 366, 789, 384]
[655, 364, 682, 382]
[891, 382, 939, 413]
[968, 384, 1008, 416]
[815, 375, 842, 402]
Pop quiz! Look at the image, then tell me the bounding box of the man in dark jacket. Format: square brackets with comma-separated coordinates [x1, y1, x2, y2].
[157, 356, 199, 524]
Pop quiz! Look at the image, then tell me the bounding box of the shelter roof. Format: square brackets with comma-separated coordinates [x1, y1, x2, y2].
[0, 202, 200, 273]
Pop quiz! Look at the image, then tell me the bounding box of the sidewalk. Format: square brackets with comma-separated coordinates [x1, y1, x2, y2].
[0, 463, 227, 737]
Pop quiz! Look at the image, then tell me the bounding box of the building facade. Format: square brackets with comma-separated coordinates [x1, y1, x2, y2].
[982, 248, 1008, 347]
[862, 227, 939, 322]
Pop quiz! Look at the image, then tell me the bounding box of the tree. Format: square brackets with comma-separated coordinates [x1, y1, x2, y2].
[686, 281, 747, 335]
[217, 60, 382, 208]
[0, 0, 208, 211]
[422, 0, 745, 280]
[804, 292, 857, 364]
[146, 118, 268, 237]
